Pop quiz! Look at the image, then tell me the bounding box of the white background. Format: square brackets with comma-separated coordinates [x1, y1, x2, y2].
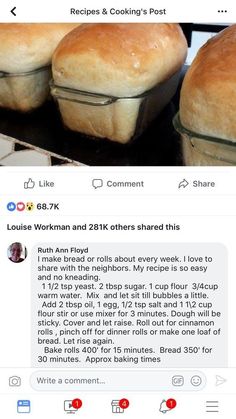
[0, 167, 235, 417]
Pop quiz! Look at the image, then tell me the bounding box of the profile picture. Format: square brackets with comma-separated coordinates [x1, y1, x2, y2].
[8, 242, 27, 263]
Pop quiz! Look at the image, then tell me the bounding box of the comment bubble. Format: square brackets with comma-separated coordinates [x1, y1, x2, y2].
[92, 179, 103, 189]
[32, 243, 227, 368]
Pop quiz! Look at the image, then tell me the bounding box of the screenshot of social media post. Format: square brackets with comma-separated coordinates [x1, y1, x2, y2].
[1, 0, 236, 417]
[0, 14, 235, 166]
[0, 167, 236, 418]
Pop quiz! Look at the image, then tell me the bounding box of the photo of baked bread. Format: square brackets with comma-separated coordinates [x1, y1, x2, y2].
[175, 24, 236, 165]
[51, 23, 187, 144]
[0, 22, 234, 166]
[0, 24, 79, 112]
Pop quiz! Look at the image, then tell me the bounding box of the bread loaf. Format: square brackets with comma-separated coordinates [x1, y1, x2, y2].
[180, 24, 236, 142]
[52, 23, 187, 143]
[0, 24, 79, 111]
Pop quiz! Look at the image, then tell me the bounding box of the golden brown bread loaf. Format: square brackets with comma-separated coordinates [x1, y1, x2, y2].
[52, 23, 187, 143]
[0, 24, 79, 111]
[53, 23, 187, 96]
[180, 24, 236, 142]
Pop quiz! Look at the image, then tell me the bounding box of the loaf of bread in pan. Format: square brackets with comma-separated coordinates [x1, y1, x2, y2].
[0, 24, 79, 111]
[52, 23, 187, 143]
[180, 24, 236, 142]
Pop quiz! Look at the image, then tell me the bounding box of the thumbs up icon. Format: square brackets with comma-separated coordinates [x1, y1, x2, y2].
[24, 178, 35, 189]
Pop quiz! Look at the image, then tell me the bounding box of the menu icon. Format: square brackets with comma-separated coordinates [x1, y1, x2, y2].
[205, 401, 219, 413]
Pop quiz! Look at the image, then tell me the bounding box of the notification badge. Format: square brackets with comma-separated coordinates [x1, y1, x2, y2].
[159, 398, 177, 414]
[64, 399, 82, 414]
[111, 399, 130, 414]
[119, 398, 129, 409]
[72, 399, 82, 410]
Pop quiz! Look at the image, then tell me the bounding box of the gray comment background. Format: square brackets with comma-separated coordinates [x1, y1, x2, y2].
[31, 243, 227, 368]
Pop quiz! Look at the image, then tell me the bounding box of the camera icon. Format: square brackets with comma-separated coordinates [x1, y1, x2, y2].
[9, 376, 21, 387]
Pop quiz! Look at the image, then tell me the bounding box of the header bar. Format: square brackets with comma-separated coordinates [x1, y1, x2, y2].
[1, 0, 235, 22]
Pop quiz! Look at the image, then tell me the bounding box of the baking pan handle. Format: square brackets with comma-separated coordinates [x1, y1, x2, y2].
[0, 66, 50, 79]
[50, 84, 117, 106]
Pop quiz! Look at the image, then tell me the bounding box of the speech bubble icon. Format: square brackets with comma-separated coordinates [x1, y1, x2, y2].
[92, 179, 103, 189]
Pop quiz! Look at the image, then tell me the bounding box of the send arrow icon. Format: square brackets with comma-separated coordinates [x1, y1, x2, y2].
[215, 375, 227, 386]
[11, 7, 16, 16]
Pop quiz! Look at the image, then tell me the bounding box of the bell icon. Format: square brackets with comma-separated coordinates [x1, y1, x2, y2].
[159, 398, 177, 414]
[159, 400, 170, 414]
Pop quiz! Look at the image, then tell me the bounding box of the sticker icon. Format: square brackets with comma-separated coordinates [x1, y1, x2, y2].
[7, 202, 16, 211]
[17, 202, 25, 212]
[26, 202, 34, 212]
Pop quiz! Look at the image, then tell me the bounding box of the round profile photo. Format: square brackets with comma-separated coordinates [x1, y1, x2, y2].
[8, 242, 27, 263]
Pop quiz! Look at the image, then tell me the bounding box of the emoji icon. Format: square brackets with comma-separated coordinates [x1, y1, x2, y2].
[26, 202, 34, 211]
[17, 202, 25, 212]
[190, 375, 202, 387]
[7, 202, 16, 212]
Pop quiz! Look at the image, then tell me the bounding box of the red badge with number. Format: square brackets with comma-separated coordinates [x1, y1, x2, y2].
[119, 399, 130, 409]
[72, 399, 82, 409]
